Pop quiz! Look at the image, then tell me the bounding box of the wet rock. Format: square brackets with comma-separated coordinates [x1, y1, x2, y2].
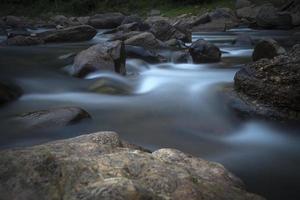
[0, 82, 22, 105]
[6, 28, 31, 38]
[51, 15, 69, 25]
[172, 51, 191, 64]
[231, 44, 300, 121]
[189, 39, 221, 63]
[77, 16, 90, 25]
[148, 19, 191, 43]
[209, 8, 237, 21]
[236, 0, 252, 9]
[252, 38, 286, 61]
[233, 34, 254, 47]
[106, 22, 149, 35]
[0, 131, 265, 200]
[125, 45, 164, 63]
[38, 25, 97, 43]
[165, 38, 187, 50]
[11, 107, 91, 130]
[71, 40, 126, 77]
[88, 12, 125, 29]
[5, 35, 44, 46]
[124, 32, 166, 50]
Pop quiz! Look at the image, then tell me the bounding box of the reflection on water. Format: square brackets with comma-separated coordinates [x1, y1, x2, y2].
[0, 29, 299, 200]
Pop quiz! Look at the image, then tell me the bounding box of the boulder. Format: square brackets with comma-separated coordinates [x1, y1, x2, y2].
[230, 44, 300, 121]
[124, 32, 166, 50]
[10, 107, 91, 131]
[38, 25, 97, 43]
[105, 22, 149, 34]
[235, 0, 252, 9]
[233, 34, 254, 46]
[71, 40, 126, 77]
[252, 38, 286, 61]
[192, 18, 239, 32]
[209, 8, 237, 21]
[0, 131, 265, 200]
[5, 35, 44, 46]
[6, 28, 31, 38]
[148, 19, 191, 43]
[122, 15, 143, 25]
[88, 12, 125, 29]
[236, 6, 261, 22]
[0, 82, 22, 105]
[256, 5, 293, 29]
[51, 15, 69, 25]
[125, 45, 164, 63]
[165, 38, 187, 50]
[189, 39, 222, 63]
[89, 77, 134, 95]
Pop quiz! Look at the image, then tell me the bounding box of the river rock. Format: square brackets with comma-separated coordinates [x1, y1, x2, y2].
[10, 107, 91, 131]
[172, 51, 191, 63]
[0, 82, 22, 105]
[38, 25, 97, 43]
[230, 44, 300, 121]
[0, 131, 265, 200]
[51, 15, 69, 25]
[89, 77, 134, 95]
[122, 15, 143, 25]
[252, 38, 286, 61]
[125, 45, 164, 63]
[3, 15, 25, 28]
[148, 19, 191, 43]
[256, 4, 293, 29]
[88, 12, 125, 29]
[189, 39, 221, 63]
[236, 5, 261, 22]
[109, 31, 142, 42]
[5, 35, 44, 46]
[233, 34, 254, 47]
[124, 32, 166, 50]
[71, 40, 126, 77]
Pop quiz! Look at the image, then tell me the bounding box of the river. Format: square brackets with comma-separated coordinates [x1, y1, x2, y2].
[0, 28, 299, 200]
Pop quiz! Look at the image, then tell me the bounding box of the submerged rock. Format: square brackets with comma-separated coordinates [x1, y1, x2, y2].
[11, 107, 91, 130]
[229, 44, 300, 121]
[252, 38, 286, 61]
[38, 25, 97, 43]
[0, 82, 22, 105]
[71, 40, 126, 77]
[0, 131, 265, 200]
[189, 39, 221, 63]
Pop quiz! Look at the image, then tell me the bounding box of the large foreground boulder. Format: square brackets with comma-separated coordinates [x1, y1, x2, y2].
[38, 25, 97, 43]
[252, 38, 286, 61]
[229, 44, 300, 121]
[10, 107, 91, 131]
[0, 131, 265, 200]
[70, 40, 126, 77]
[88, 12, 125, 29]
[0, 82, 22, 105]
[124, 32, 166, 50]
[189, 39, 221, 63]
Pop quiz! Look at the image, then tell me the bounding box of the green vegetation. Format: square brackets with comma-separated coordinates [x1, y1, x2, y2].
[0, 0, 235, 17]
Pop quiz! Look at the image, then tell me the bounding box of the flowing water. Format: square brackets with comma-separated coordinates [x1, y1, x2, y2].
[0, 29, 300, 200]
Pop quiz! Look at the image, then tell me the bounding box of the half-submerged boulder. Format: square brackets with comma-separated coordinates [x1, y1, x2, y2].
[10, 106, 91, 131]
[229, 44, 300, 121]
[0, 82, 22, 105]
[0, 131, 265, 200]
[252, 38, 286, 61]
[189, 39, 221, 63]
[38, 25, 97, 43]
[70, 40, 126, 77]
